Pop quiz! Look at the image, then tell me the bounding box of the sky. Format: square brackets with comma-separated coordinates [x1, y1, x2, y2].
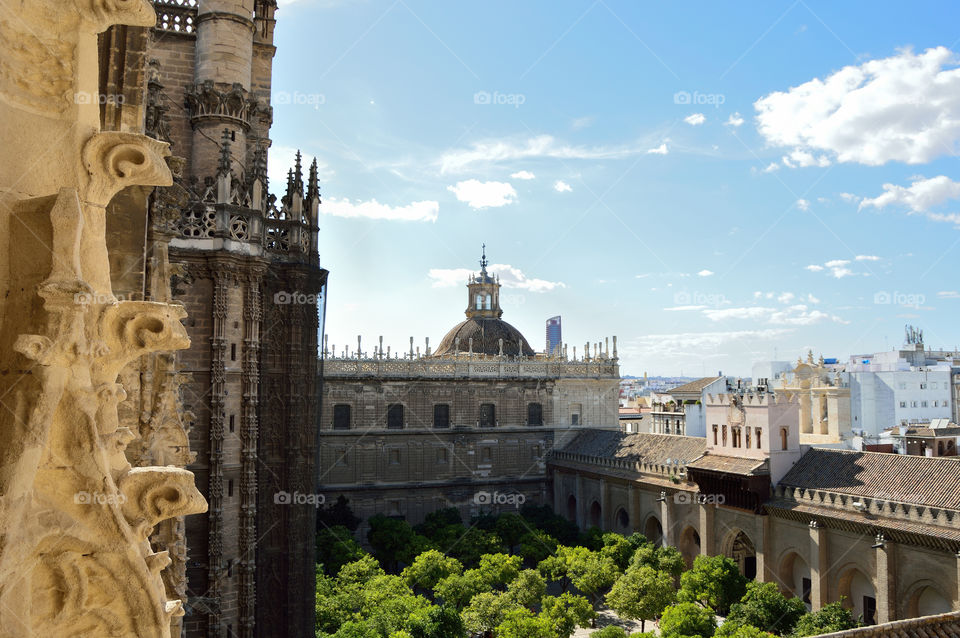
[267, 0, 960, 376]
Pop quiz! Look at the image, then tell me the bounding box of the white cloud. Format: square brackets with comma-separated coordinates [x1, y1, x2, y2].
[646, 143, 669, 155]
[663, 305, 708, 312]
[697, 269, 714, 277]
[554, 180, 573, 193]
[807, 293, 820, 304]
[796, 199, 810, 211]
[754, 47, 960, 166]
[839, 192, 860, 203]
[726, 112, 745, 127]
[440, 134, 653, 173]
[824, 259, 849, 268]
[624, 329, 793, 359]
[702, 304, 845, 326]
[831, 267, 854, 279]
[762, 162, 780, 173]
[858, 176, 960, 226]
[323, 197, 438, 222]
[938, 291, 960, 299]
[782, 149, 831, 168]
[855, 255, 881, 261]
[428, 263, 565, 292]
[510, 170, 536, 180]
[805, 264, 824, 272]
[778, 292, 796, 304]
[571, 116, 594, 130]
[447, 180, 517, 209]
[684, 113, 706, 126]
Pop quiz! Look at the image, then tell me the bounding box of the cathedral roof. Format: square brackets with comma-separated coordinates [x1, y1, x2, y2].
[560, 430, 706, 465]
[434, 317, 535, 357]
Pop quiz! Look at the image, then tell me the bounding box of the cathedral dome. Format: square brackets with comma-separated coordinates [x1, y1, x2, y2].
[434, 317, 535, 357]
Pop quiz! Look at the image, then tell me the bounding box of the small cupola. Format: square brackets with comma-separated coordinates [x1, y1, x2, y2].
[465, 245, 502, 319]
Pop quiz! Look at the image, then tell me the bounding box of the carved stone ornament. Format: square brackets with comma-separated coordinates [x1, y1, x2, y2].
[0, 1, 207, 636]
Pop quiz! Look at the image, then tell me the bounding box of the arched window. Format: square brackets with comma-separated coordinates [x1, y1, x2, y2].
[476, 294, 483, 310]
[485, 294, 492, 310]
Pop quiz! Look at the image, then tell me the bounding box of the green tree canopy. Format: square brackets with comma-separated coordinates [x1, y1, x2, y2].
[715, 623, 777, 638]
[659, 601, 718, 638]
[606, 565, 677, 631]
[505, 568, 547, 609]
[678, 555, 748, 616]
[495, 608, 555, 638]
[561, 546, 622, 609]
[316, 525, 367, 576]
[791, 601, 859, 637]
[477, 552, 522, 588]
[367, 515, 433, 571]
[518, 529, 559, 565]
[495, 512, 530, 551]
[401, 549, 463, 591]
[726, 582, 806, 636]
[460, 591, 516, 634]
[541, 592, 597, 637]
[433, 569, 489, 610]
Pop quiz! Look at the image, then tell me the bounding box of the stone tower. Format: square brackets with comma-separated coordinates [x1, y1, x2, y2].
[98, 1, 327, 637]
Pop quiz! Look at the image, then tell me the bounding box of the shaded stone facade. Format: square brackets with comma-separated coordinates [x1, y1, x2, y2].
[321, 262, 620, 532]
[95, 2, 327, 637]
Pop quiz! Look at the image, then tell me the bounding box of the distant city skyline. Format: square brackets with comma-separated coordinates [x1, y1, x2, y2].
[271, 1, 960, 376]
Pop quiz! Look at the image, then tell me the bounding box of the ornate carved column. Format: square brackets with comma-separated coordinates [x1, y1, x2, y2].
[206, 271, 230, 637]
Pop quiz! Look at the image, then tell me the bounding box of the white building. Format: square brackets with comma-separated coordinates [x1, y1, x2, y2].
[846, 342, 955, 438]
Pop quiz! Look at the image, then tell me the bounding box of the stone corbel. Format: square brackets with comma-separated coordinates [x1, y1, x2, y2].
[118, 467, 207, 540]
[93, 301, 190, 384]
[81, 132, 172, 208]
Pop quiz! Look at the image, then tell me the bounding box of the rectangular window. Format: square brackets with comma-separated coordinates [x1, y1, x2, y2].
[387, 404, 404, 429]
[899, 401, 907, 408]
[528, 402, 543, 426]
[229, 414, 235, 433]
[433, 404, 450, 428]
[481, 447, 493, 463]
[722, 424, 728, 446]
[922, 401, 928, 408]
[571, 413, 580, 425]
[480, 403, 496, 427]
[333, 404, 351, 430]
[389, 449, 401, 465]
[571, 403, 582, 426]
[531, 445, 541, 459]
[920, 383, 927, 389]
[228, 479, 234, 497]
[746, 426, 751, 449]
[802, 578, 812, 605]
[436, 448, 448, 464]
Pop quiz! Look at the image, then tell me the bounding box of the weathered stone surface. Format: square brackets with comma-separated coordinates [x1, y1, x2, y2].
[0, 2, 207, 636]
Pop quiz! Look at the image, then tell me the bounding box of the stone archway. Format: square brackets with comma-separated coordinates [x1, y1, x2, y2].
[721, 529, 757, 579]
[614, 507, 630, 533]
[778, 551, 811, 605]
[566, 494, 577, 522]
[905, 581, 951, 618]
[678, 526, 701, 568]
[838, 565, 876, 625]
[644, 514, 663, 546]
[589, 500, 602, 528]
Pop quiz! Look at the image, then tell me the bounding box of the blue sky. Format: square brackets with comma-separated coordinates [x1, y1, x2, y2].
[268, 0, 960, 376]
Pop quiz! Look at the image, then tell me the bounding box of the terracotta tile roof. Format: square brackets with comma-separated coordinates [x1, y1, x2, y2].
[765, 499, 960, 544]
[779, 448, 960, 510]
[668, 376, 724, 396]
[811, 610, 960, 638]
[561, 430, 705, 465]
[686, 453, 768, 475]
